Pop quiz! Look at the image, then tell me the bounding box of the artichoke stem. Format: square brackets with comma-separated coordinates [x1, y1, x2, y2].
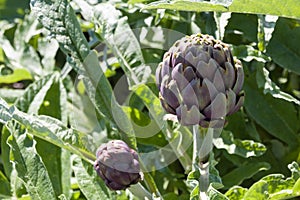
[192, 125, 213, 200]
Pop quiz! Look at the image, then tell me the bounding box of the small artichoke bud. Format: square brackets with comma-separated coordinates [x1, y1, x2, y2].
[156, 33, 244, 127]
[94, 140, 141, 190]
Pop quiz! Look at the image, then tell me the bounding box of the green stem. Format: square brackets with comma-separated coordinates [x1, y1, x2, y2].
[192, 126, 214, 200]
[139, 161, 163, 199]
[128, 183, 152, 199]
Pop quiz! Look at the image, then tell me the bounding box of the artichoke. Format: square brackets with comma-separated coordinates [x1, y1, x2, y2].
[94, 140, 141, 190]
[156, 33, 244, 127]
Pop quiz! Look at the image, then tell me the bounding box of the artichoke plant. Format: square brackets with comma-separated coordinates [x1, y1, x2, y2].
[94, 140, 141, 190]
[156, 33, 244, 127]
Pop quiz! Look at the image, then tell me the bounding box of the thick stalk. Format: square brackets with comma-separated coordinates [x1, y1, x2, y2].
[128, 183, 152, 200]
[192, 125, 214, 200]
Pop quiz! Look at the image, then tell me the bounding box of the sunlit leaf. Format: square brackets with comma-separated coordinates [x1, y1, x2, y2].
[213, 131, 266, 158]
[0, 98, 96, 162]
[30, 0, 90, 61]
[225, 186, 248, 200]
[256, 66, 300, 105]
[14, 73, 57, 114]
[75, 0, 151, 87]
[72, 155, 111, 200]
[0, 89, 24, 104]
[0, 68, 32, 84]
[7, 128, 56, 199]
[144, 0, 300, 20]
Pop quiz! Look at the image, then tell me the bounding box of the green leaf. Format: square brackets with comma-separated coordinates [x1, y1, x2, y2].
[7, 128, 56, 199]
[76, 1, 151, 87]
[208, 185, 229, 200]
[213, 131, 266, 158]
[144, 0, 300, 20]
[256, 66, 300, 105]
[82, 51, 137, 149]
[133, 84, 193, 169]
[289, 161, 300, 180]
[231, 45, 269, 63]
[35, 138, 63, 197]
[37, 37, 59, 73]
[244, 74, 300, 147]
[0, 68, 32, 84]
[38, 75, 68, 124]
[241, 162, 300, 199]
[0, 98, 96, 162]
[224, 13, 258, 45]
[15, 73, 57, 114]
[0, 0, 29, 20]
[267, 18, 300, 75]
[222, 161, 270, 189]
[225, 186, 248, 200]
[122, 106, 168, 147]
[1, 126, 13, 179]
[0, 97, 12, 123]
[13, 13, 40, 50]
[60, 149, 71, 200]
[0, 170, 11, 197]
[0, 89, 24, 104]
[12, 109, 96, 162]
[72, 155, 111, 200]
[30, 0, 89, 61]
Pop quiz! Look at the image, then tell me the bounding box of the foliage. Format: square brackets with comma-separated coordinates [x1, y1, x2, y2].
[0, 0, 299, 199]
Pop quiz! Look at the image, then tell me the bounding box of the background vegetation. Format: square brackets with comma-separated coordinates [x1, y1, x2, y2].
[0, 0, 299, 199]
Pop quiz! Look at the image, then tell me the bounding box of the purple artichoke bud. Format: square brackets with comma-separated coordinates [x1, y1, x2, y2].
[94, 140, 141, 190]
[156, 34, 244, 127]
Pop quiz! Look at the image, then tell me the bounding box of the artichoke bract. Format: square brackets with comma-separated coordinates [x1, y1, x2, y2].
[156, 34, 244, 127]
[94, 140, 141, 190]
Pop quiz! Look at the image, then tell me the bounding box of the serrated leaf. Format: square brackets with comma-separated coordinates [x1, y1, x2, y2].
[30, 0, 89, 61]
[75, 0, 151, 87]
[30, 0, 137, 148]
[7, 128, 56, 199]
[288, 161, 300, 180]
[256, 66, 300, 105]
[0, 98, 96, 162]
[222, 161, 270, 189]
[12, 108, 96, 162]
[144, 0, 300, 20]
[0, 68, 32, 84]
[72, 155, 111, 200]
[267, 18, 300, 75]
[213, 131, 266, 158]
[242, 162, 300, 199]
